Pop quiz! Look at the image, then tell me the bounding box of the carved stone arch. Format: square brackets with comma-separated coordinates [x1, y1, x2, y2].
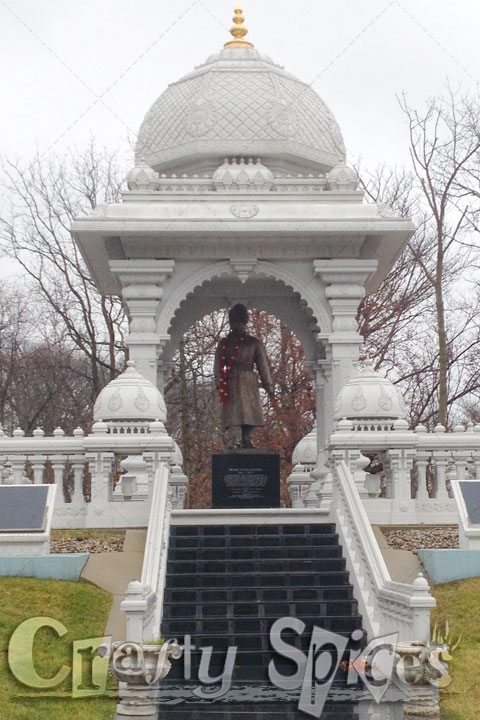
[157, 260, 331, 364]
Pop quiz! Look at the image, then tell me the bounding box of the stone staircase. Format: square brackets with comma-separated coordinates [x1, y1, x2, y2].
[157, 522, 365, 718]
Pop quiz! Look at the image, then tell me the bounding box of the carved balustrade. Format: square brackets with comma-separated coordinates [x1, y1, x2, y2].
[331, 459, 436, 642]
[0, 421, 186, 528]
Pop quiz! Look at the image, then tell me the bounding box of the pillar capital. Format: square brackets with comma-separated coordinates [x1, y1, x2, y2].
[109, 260, 175, 292]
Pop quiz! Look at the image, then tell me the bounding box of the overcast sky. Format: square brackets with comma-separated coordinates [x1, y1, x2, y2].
[1, 0, 479, 171]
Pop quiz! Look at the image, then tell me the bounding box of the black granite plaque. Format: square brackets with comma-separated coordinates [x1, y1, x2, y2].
[460, 481, 480, 524]
[0, 485, 49, 532]
[212, 453, 280, 509]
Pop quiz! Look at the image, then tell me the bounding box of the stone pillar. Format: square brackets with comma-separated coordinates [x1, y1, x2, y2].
[314, 260, 378, 403]
[30, 455, 47, 484]
[110, 260, 175, 386]
[385, 447, 416, 505]
[86, 450, 114, 518]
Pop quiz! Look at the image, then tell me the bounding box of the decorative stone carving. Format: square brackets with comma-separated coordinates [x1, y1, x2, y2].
[333, 360, 407, 422]
[134, 386, 151, 413]
[108, 387, 123, 413]
[127, 158, 159, 191]
[266, 98, 297, 137]
[186, 95, 220, 137]
[135, 47, 346, 171]
[214, 158, 273, 191]
[327, 163, 358, 190]
[230, 203, 260, 218]
[94, 361, 167, 424]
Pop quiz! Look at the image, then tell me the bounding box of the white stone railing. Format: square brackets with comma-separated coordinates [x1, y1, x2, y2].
[0, 422, 186, 528]
[330, 459, 435, 642]
[121, 461, 172, 643]
[306, 419, 480, 523]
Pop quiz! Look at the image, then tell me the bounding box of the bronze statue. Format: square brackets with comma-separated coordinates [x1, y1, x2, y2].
[214, 304, 273, 449]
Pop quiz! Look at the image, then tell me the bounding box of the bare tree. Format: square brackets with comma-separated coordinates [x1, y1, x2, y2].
[400, 88, 480, 426]
[0, 285, 95, 434]
[357, 89, 480, 428]
[0, 142, 128, 399]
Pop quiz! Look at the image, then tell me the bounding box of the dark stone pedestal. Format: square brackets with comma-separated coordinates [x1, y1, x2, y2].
[212, 452, 281, 509]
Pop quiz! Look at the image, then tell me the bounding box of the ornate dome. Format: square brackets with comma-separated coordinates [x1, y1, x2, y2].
[136, 44, 345, 174]
[93, 361, 167, 423]
[334, 361, 407, 421]
[292, 423, 318, 466]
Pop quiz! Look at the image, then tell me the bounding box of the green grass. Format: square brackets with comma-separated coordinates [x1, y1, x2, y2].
[2, 573, 479, 719]
[0, 577, 116, 720]
[431, 577, 480, 720]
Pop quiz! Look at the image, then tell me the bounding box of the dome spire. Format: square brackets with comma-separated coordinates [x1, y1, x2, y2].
[224, 2, 254, 49]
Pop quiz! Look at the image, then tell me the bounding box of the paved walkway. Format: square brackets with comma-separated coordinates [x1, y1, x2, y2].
[373, 526, 427, 584]
[81, 529, 146, 641]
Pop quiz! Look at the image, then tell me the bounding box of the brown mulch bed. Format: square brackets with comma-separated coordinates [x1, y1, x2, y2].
[50, 530, 125, 554]
[381, 526, 459, 553]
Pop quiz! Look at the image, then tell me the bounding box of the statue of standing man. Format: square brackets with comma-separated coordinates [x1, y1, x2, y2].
[214, 304, 273, 449]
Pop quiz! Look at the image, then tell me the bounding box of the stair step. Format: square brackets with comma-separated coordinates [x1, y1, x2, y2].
[163, 600, 358, 618]
[164, 616, 363, 639]
[169, 534, 340, 549]
[167, 572, 350, 589]
[164, 648, 365, 679]
[164, 586, 355, 603]
[168, 545, 343, 560]
[170, 524, 337, 538]
[167, 558, 346, 574]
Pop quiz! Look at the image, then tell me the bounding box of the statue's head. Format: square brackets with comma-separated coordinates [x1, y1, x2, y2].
[228, 303, 249, 332]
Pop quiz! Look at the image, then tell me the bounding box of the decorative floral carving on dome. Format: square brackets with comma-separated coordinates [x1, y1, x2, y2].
[230, 203, 259, 218]
[134, 385, 151, 412]
[333, 360, 407, 421]
[378, 384, 393, 412]
[266, 98, 297, 137]
[351, 385, 367, 412]
[93, 360, 166, 423]
[108, 388, 123, 412]
[135, 49, 346, 172]
[185, 96, 220, 138]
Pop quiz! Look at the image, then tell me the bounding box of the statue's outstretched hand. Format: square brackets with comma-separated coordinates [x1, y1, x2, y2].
[265, 384, 275, 400]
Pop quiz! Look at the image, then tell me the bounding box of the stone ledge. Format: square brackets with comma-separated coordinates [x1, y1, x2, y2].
[0, 553, 89, 581]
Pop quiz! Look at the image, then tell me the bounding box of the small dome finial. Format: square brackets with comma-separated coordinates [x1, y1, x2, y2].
[224, 2, 254, 49]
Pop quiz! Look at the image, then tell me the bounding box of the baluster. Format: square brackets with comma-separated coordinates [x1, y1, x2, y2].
[70, 459, 86, 508]
[51, 454, 67, 505]
[432, 450, 450, 501]
[415, 452, 431, 501]
[30, 455, 47, 484]
[10, 455, 27, 484]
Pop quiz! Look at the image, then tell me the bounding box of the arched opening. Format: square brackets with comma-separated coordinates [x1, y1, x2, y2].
[160, 270, 328, 366]
[164, 307, 316, 509]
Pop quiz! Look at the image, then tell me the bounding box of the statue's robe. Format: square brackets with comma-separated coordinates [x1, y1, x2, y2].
[214, 333, 272, 429]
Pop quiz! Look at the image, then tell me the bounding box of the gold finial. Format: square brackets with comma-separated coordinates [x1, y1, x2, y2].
[224, 2, 254, 49]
